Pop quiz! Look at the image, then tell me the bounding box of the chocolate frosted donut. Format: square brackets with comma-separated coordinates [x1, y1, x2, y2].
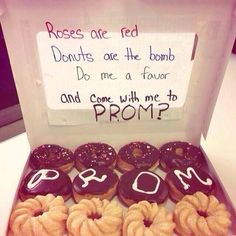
[117, 142, 160, 172]
[160, 141, 206, 172]
[165, 166, 215, 202]
[30, 144, 74, 173]
[72, 166, 119, 202]
[74, 143, 117, 171]
[118, 169, 168, 206]
[19, 169, 72, 201]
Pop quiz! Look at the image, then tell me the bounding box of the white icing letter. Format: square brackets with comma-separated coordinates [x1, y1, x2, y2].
[132, 171, 160, 194]
[79, 168, 107, 188]
[27, 169, 59, 189]
[174, 167, 213, 190]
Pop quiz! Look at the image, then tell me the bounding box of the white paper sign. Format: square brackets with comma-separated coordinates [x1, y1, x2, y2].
[37, 23, 196, 123]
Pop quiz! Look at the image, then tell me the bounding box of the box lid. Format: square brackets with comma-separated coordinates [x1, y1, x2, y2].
[1, 0, 236, 149]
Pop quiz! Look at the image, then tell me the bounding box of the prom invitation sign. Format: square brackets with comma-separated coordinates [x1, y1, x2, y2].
[37, 22, 197, 123]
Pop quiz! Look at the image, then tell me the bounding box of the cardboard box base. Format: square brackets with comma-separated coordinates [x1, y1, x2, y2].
[7, 145, 236, 236]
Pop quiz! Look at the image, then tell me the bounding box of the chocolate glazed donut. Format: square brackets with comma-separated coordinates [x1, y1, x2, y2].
[160, 141, 207, 172]
[74, 143, 117, 171]
[30, 144, 74, 173]
[72, 166, 119, 202]
[165, 166, 216, 202]
[118, 168, 169, 206]
[117, 142, 160, 172]
[19, 169, 72, 201]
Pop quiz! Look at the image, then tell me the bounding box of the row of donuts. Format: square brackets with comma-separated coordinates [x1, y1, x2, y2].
[9, 192, 232, 236]
[29, 141, 207, 173]
[22, 141, 212, 204]
[20, 164, 216, 206]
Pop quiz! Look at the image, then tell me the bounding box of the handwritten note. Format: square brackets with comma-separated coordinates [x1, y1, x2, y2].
[37, 22, 196, 123]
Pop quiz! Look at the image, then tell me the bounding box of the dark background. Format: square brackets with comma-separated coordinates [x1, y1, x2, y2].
[233, 39, 236, 54]
[0, 23, 19, 110]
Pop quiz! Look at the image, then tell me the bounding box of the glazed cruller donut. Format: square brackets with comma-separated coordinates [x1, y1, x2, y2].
[174, 192, 232, 236]
[123, 200, 175, 236]
[67, 198, 123, 236]
[8, 194, 68, 236]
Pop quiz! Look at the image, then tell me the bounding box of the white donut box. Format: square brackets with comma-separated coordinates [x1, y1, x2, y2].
[0, 0, 236, 235]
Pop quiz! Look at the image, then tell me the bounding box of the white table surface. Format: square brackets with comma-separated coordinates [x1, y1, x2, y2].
[0, 54, 236, 235]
